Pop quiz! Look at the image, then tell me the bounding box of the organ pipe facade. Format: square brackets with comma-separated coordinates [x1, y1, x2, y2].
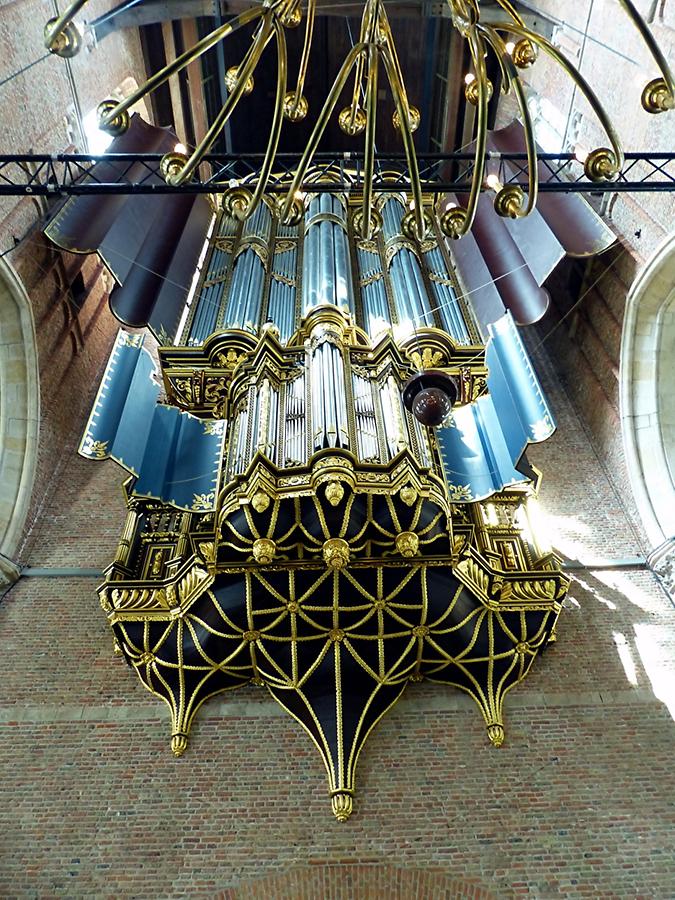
[82, 189, 568, 821]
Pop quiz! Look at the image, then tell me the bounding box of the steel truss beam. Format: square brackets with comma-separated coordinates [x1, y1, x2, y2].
[1, 151, 674, 196]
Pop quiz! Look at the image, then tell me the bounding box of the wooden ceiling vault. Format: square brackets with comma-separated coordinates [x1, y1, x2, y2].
[127, 0, 509, 158]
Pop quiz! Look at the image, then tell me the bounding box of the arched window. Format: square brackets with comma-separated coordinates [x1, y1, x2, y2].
[0, 258, 39, 581]
[621, 233, 675, 555]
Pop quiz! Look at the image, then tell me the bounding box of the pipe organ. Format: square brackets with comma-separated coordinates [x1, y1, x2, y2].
[84, 188, 568, 821]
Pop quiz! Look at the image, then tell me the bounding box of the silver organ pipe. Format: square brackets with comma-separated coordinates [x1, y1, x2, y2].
[411, 414, 433, 469]
[188, 214, 237, 344]
[382, 198, 435, 333]
[231, 404, 249, 477]
[380, 375, 410, 460]
[226, 248, 254, 329]
[267, 382, 279, 465]
[255, 378, 279, 464]
[268, 220, 299, 341]
[223, 203, 272, 332]
[353, 374, 379, 462]
[357, 244, 391, 339]
[284, 372, 306, 467]
[423, 246, 471, 344]
[249, 382, 260, 457]
[309, 335, 349, 451]
[303, 194, 355, 317]
[183, 190, 486, 487]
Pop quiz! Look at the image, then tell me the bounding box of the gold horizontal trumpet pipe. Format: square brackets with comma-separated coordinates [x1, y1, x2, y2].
[479, 24, 511, 95]
[98, 6, 263, 129]
[379, 4, 412, 95]
[617, 0, 675, 96]
[380, 4, 425, 240]
[361, 44, 379, 240]
[44, 0, 87, 49]
[494, 21, 624, 171]
[346, 0, 379, 126]
[287, 0, 316, 116]
[380, 44, 425, 239]
[454, 28, 490, 236]
[378, 0, 425, 235]
[280, 42, 367, 220]
[480, 23, 537, 216]
[172, 17, 275, 186]
[246, 20, 288, 215]
[489, 0, 526, 28]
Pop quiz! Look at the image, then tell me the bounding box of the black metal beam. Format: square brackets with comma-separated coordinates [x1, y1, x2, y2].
[1, 151, 674, 196]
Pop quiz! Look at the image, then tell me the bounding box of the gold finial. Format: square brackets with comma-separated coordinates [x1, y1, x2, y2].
[392, 105, 421, 132]
[583, 148, 620, 182]
[251, 491, 271, 513]
[225, 66, 254, 95]
[325, 480, 345, 507]
[97, 99, 130, 137]
[396, 531, 419, 558]
[44, 17, 81, 58]
[494, 184, 525, 218]
[261, 320, 281, 339]
[401, 209, 432, 241]
[160, 151, 189, 183]
[283, 92, 308, 121]
[223, 186, 253, 221]
[331, 792, 353, 821]
[641, 77, 675, 113]
[487, 724, 505, 748]
[171, 734, 188, 757]
[512, 38, 538, 68]
[464, 78, 493, 106]
[323, 538, 350, 570]
[253, 538, 276, 565]
[338, 106, 367, 135]
[351, 208, 383, 239]
[439, 207, 467, 240]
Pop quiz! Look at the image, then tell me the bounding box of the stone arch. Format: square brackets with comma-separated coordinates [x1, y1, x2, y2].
[620, 232, 675, 549]
[0, 257, 40, 563]
[226, 864, 497, 899]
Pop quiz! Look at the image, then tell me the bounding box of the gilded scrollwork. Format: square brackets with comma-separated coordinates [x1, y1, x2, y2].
[408, 347, 445, 370]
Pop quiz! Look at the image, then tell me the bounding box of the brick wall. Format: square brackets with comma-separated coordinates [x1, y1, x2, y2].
[2, 323, 675, 896]
[493, 0, 675, 546]
[0, 1, 149, 560]
[3, 5, 675, 897]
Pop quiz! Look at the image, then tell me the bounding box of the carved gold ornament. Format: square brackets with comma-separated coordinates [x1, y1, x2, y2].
[399, 484, 418, 507]
[323, 538, 350, 570]
[325, 480, 345, 507]
[396, 531, 419, 557]
[251, 491, 271, 513]
[409, 347, 445, 370]
[252, 538, 276, 565]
